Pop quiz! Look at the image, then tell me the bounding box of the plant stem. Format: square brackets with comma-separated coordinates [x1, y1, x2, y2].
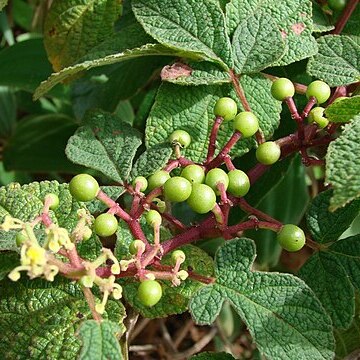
[331, 0, 359, 35]
[206, 116, 223, 162]
[82, 287, 102, 322]
[229, 70, 251, 111]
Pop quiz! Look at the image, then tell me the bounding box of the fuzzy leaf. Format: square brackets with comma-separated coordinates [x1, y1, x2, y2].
[232, 12, 285, 73]
[0, 278, 125, 359]
[44, 0, 122, 71]
[131, 144, 173, 179]
[66, 110, 142, 183]
[190, 238, 335, 359]
[312, 2, 334, 33]
[122, 245, 214, 318]
[299, 252, 355, 329]
[226, 0, 318, 66]
[78, 320, 124, 360]
[324, 96, 360, 123]
[307, 35, 360, 87]
[326, 114, 360, 211]
[132, 0, 233, 69]
[145, 77, 281, 163]
[306, 189, 360, 243]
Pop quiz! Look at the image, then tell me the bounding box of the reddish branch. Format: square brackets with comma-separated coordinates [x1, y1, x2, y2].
[331, 0, 359, 35]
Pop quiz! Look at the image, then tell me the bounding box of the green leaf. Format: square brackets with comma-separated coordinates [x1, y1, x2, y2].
[0, 0, 8, 11]
[307, 35, 360, 87]
[190, 238, 335, 359]
[342, 4, 360, 37]
[146, 77, 281, 163]
[78, 320, 124, 360]
[0, 277, 125, 359]
[122, 245, 214, 318]
[3, 114, 81, 173]
[191, 352, 235, 360]
[44, 0, 122, 72]
[299, 251, 355, 329]
[232, 12, 285, 74]
[161, 61, 231, 86]
[132, 0, 233, 69]
[0, 252, 19, 280]
[0, 38, 64, 96]
[226, 0, 318, 66]
[326, 114, 360, 211]
[131, 144, 173, 179]
[66, 110, 142, 183]
[306, 189, 360, 243]
[312, 2, 334, 33]
[0, 86, 16, 138]
[324, 96, 360, 123]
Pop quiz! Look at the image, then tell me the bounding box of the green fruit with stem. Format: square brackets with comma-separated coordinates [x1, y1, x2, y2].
[133, 176, 148, 192]
[129, 240, 145, 255]
[46, 193, 60, 210]
[146, 210, 162, 227]
[205, 168, 229, 195]
[187, 184, 216, 214]
[256, 142, 281, 165]
[137, 280, 163, 307]
[147, 170, 170, 191]
[83, 227, 92, 241]
[271, 78, 295, 101]
[233, 112, 259, 138]
[227, 169, 250, 197]
[308, 107, 329, 129]
[94, 213, 118, 237]
[169, 130, 191, 148]
[214, 97, 238, 121]
[306, 80, 331, 104]
[163, 177, 192, 202]
[181, 164, 205, 184]
[171, 250, 186, 265]
[69, 174, 99, 202]
[277, 224, 306, 252]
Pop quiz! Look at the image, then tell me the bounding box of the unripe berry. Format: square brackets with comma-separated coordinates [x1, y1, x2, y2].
[163, 176, 192, 202]
[133, 176, 148, 192]
[233, 112, 259, 138]
[187, 184, 216, 214]
[271, 78, 295, 101]
[205, 168, 229, 195]
[129, 239, 145, 255]
[147, 170, 170, 191]
[69, 174, 99, 202]
[46, 193, 60, 210]
[146, 210, 162, 227]
[277, 224, 306, 252]
[256, 142, 281, 165]
[227, 169, 250, 197]
[306, 80, 331, 104]
[94, 213, 118, 237]
[181, 164, 205, 184]
[214, 97, 238, 121]
[137, 280, 163, 307]
[308, 107, 329, 129]
[169, 130, 191, 148]
[171, 250, 186, 265]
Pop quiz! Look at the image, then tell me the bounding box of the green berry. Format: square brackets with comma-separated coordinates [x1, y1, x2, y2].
[181, 164, 205, 184]
[308, 107, 329, 129]
[16, 231, 27, 247]
[187, 184, 216, 214]
[169, 130, 191, 148]
[214, 97, 238, 121]
[69, 174, 99, 202]
[256, 142, 281, 165]
[328, 0, 347, 11]
[233, 112, 259, 138]
[83, 226, 92, 241]
[148, 170, 170, 191]
[227, 169, 250, 197]
[46, 193, 60, 210]
[133, 176, 148, 192]
[171, 250, 186, 265]
[146, 210, 162, 227]
[137, 279, 163, 307]
[129, 239, 145, 255]
[271, 78, 295, 101]
[205, 168, 229, 195]
[94, 213, 118, 237]
[306, 80, 331, 104]
[277, 224, 306, 252]
[163, 176, 192, 202]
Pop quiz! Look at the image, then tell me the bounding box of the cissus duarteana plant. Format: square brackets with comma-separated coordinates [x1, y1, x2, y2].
[0, 0, 360, 359]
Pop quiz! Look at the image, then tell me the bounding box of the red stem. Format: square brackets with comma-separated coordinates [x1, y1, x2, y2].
[229, 70, 251, 111]
[331, 0, 359, 35]
[207, 116, 223, 162]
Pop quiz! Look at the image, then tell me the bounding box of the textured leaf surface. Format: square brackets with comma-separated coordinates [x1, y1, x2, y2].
[191, 352, 235, 360]
[66, 110, 142, 183]
[299, 251, 355, 329]
[326, 114, 360, 210]
[232, 12, 285, 73]
[325, 96, 360, 123]
[161, 62, 231, 86]
[190, 238, 334, 359]
[122, 245, 214, 318]
[0, 278, 125, 359]
[132, 0, 233, 69]
[306, 189, 360, 243]
[312, 2, 334, 33]
[131, 144, 173, 179]
[226, 0, 318, 66]
[78, 320, 124, 360]
[0, 252, 19, 280]
[44, 0, 122, 71]
[307, 35, 360, 87]
[146, 77, 281, 163]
